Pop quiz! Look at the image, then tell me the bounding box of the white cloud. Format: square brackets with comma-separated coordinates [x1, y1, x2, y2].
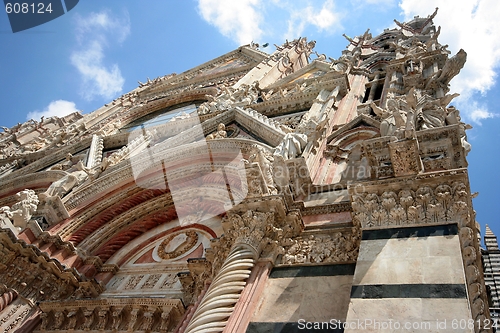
[27, 100, 79, 121]
[71, 40, 125, 100]
[75, 11, 130, 44]
[198, 0, 264, 45]
[468, 103, 499, 125]
[71, 10, 130, 100]
[399, 0, 500, 123]
[285, 0, 341, 39]
[197, 0, 342, 45]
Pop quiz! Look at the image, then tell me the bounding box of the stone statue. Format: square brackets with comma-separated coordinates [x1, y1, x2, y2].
[445, 106, 472, 155]
[0, 189, 39, 230]
[207, 123, 227, 140]
[426, 49, 467, 90]
[370, 99, 407, 137]
[247, 148, 277, 195]
[273, 132, 308, 160]
[40, 160, 91, 199]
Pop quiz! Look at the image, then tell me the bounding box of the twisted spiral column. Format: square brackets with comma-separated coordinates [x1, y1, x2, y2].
[0, 287, 17, 312]
[184, 244, 255, 333]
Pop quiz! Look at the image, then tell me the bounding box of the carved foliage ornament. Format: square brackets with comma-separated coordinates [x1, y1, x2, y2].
[207, 210, 302, 275]
[38, 298, 183, 332]
[351, 182, 469, 229]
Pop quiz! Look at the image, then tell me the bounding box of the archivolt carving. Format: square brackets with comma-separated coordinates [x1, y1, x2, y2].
[351, 181, 470, 228]
[178, 258, 212, 305]
[78, 193, 173, 252]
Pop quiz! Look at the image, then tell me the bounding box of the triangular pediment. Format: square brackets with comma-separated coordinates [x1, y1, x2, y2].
[327, 114, 380, 143]
[202, 108, 284, 147]
[141, 46, 269, 96]
[265, 60, 333, 89]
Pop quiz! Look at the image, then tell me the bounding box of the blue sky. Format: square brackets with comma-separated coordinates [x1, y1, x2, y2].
[1, 0, 499, 242]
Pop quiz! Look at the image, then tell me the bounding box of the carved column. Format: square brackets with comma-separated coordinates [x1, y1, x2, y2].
[185, 244, 255, 332]
[184, 208, 301, 333]
[184, 211, 274, 333]
[0, 285, 17, 312]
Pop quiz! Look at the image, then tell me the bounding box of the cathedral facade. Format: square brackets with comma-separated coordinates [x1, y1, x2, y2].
[0, 10, 493, 333]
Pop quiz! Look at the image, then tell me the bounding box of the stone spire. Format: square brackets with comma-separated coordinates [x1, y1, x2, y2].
[485, 224, 500, 253]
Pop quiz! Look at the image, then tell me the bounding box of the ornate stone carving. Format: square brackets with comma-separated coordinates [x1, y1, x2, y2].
[103, 129, 156, 169]
[0, 189, 39, 230]
[157, 230, 199, 260]
[185, 208, 301, 333]
[206, 123, 227, 140]
[281, 228, 360, 265]
[388, 138, 422, 177]
[124, 275, 144, 290]
[351, 181, 470, 229]
[38, 298, 184, 332]
[460, 226, 491, 333]
[273, 132, 308, 160]
[244, 147, 278, 197]
[39, 159, 90, 200]
[426, 49, 467, 92]
[141, 274, 162, 289]
[178, 259, 211, 305]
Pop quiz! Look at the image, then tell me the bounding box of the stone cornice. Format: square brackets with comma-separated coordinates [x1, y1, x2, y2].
[300, 202, 353, 216]
[234, 107, 285, 146]
[0, 170, 67, 199]
[38, 297, 184, 310]
[0, 227, 102, 298]
[63, 137, 272, 213]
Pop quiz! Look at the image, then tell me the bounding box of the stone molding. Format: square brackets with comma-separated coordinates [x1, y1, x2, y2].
[63, 138, 271, 214]
[234, 107, 285, 146]
[78, 193, 173, 252]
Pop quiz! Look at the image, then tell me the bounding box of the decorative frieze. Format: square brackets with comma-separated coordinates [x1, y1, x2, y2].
[280, 228, 360, 265]
[37, 298, 184, 332]
[350, 172, 471, 229]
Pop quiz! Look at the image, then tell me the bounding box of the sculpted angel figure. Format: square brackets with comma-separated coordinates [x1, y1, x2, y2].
[206, 123, 227, 140]
[370, 99, 407, 138]
[273, 132, 308, 160]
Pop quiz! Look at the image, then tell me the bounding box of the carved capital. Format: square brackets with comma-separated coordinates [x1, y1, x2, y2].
[350, 172, 471, 229]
